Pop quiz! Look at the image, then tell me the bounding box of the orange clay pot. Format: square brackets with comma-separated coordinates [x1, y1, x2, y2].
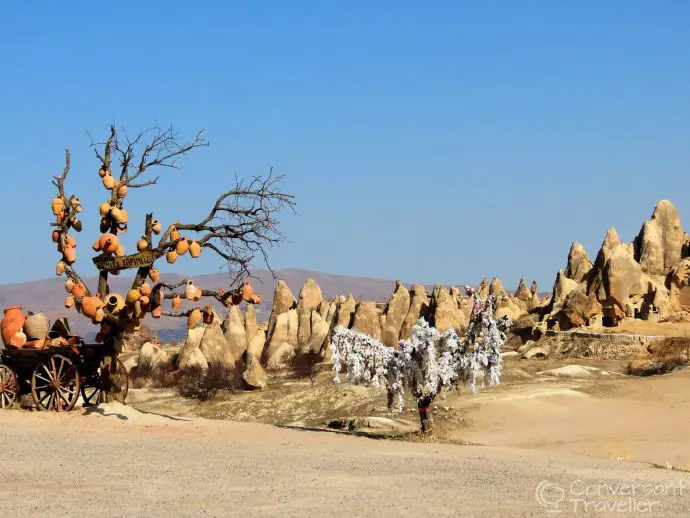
[102, 171, 115, 189]
[65, 296, 75, 309]
[71, 198, 82, 213]
[202, 305, 214, 325]
[81, 296, 104, 320]
[117, 184, 128, 197]
[109, 206, 122, 223]
[137, 237, 148, 252]
[166, 250, 178, 264]
[71, 283, 86, 298]
[139, 282, 152, 297]
[149, 267, 160, 282]
[56, 261, 66, 276]
[98, 167, 108, 178]
[98, 233, 120, 254]
[249, 294, 263, 305]
[172, 295, 182, 310]
[176, 237, 189, 256]
[63, 241, 77, 264]
[152, 305, 163, 319]
[99, 202, 111, 217]
[187, 308, 202, 329]
[119, 209, 129, 225]
[9, 331, 27, 348]
[152, 220, 162, 234]
[106, 294, 125, 314]
[189, 240, 201, 258]
[65, 279, 75, 293]
[52, 230, 61, 243]
[170, 226, 181, 242]
[126, 289, 141, 305]
[93, 308, 105, 323]
[1, 306, 25, 346]
[194, 287, 202, 301]
[241, 282, 255, 301]
[51, 197, 65, 216]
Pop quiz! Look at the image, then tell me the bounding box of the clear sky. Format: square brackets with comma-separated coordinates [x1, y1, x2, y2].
[1, 1, 689, 290]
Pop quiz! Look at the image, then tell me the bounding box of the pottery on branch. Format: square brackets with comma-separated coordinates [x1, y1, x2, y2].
[194, 287, 202, 301]
[24, 313, 49, 341]
[52, 230, 61, 243]
[241, 282, 255, 301]
[93, 308, 105, 323]
[149, 267, 160, 282]
[139, 282, 152, 297]
[65, 280, 75, 293]
[172, 295, 182, 310]
[98, 233, 120, 254]
[56, 261, 66, 276]
[170, 226, 181, 242]
[102, 171, 115, 189]
[1, 307, 26, 346]
[100, 218, 110, 233]
[71, 198, 82, 213]
[98, 167, 108, 178]
[109, 206, 122, 223]
[166, 250, 178, 264]
[187, 308, 202, 329]
[119, 209, 129, 224]
[117, 223, 128, 235]
[152, 305, 163, 319]
[117, 184, 128, 197]
[185, 281, 197, 301]
[65, 296, 75, 309]
[176, 237, 189, 256]
[189, 240, 201, 258]
[81, 296, 103, 320]
[137, 237, 148, 252]
[202, 305, 214, 325]
[106, 294, 125, 315]
[99, 202, 111, 217]
[126, 289, 141, 305]
[71, 283, 86, 298]
[152, 220, 162, 234]
[250, 294, 263, 305]
[139, 296, 150, 307]
[51, 197, 65, 216]
[69, 217, 82, 232]
[63, 236, 77, 264]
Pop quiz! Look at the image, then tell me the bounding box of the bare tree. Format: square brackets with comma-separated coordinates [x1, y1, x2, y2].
[51, 123, 295, 398]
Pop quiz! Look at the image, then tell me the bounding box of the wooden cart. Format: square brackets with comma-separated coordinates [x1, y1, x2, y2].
[0, 342, 128, 411]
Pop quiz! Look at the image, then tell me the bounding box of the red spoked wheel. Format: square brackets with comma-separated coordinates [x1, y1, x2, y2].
[0, 364, 19, 409]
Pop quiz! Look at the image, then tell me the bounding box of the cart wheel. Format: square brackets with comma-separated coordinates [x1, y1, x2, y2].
[0, 365, 19, 409]
[82, 359, 129, 405]
[31, 354, 80, 412]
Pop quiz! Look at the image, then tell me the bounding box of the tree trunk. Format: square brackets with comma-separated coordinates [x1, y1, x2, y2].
[387, 390, 394, 411]
[418, 396, 433, 434]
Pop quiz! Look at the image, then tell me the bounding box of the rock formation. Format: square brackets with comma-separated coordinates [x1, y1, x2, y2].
[565, 242, 592, 284]
[381, 281, 411, 347]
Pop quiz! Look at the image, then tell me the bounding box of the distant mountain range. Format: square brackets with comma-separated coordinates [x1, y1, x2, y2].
[0, 268, 546, 341]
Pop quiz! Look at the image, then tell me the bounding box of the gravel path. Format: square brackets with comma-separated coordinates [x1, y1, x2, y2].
[0, 405, 688, 517]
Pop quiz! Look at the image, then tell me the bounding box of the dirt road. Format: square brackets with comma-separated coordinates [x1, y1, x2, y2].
[0, 406, 688, 517]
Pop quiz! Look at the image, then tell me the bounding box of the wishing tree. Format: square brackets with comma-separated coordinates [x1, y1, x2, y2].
[50, 124, 295, 399]
[330, 287, 511, 433]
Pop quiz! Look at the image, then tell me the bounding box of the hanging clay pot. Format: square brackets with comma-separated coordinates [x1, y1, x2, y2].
[71, 283, 86, 298]
[194, 286, 202, 301]
[102, 170, 115, 189]
[93, 308, 105, 324]
[126, 289, 141, 305]
[149, 267, 160, 282]
[187, 308, 202, 329]
[56, 261, 66, 276]
[65, 279, 75, 293]
[170, 226, 181, 242]
[52, 230, 61, 243]
[176, 237, 189, 256]
[65, 296, 75, 309]
[185, 281, 197, 301]
[106, 294, 125, 315]
[9, 331, 27, 349]
[139, 295, 150, 307]
[69, 217, 82, 232]
[139, 282, 152, 297]
[63, 241, 77, 264]
[117, 223, 128, 235]
[71, 197, 82, 213]
[134, 301, 144, 319]
[202, 305, 214, 325]
[166, 250, 178, 264]
[81, 296, 103, 320]
[152, 305, 163, 319]
[119, 209, 129, 224]
[51, 197, 65, 216]
[152, 220, 162, 234]
[189, 240, 202, 258]
[1, 306, 25, 346]
[100, 218, 110, 233]
[109, 206, 122, 223]
[99, 233, 120, 254]
[99, 202, 111, 217]
[172, 295, 182, 310]
[250, 294, 263, 305]
[98, 167, 109, 178]
[137, 237, 148, 252]
[117, 184, 128, 197]
[241, 281, 255, 301]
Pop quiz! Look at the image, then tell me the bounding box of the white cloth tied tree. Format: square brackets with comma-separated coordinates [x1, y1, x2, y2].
[330, 286, 511, 433]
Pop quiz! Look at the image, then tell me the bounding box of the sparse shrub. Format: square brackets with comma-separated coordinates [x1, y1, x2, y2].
[292, 351, 323, 387]
[129, 356, 180, 389]
[178, 363, 241, 401]
[627, 337, 690, 376]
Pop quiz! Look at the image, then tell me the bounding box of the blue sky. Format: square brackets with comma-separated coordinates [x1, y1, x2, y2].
[1, 1, 689, 289]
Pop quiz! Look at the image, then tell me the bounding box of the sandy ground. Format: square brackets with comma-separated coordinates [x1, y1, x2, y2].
[0, 406, 689, 517]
